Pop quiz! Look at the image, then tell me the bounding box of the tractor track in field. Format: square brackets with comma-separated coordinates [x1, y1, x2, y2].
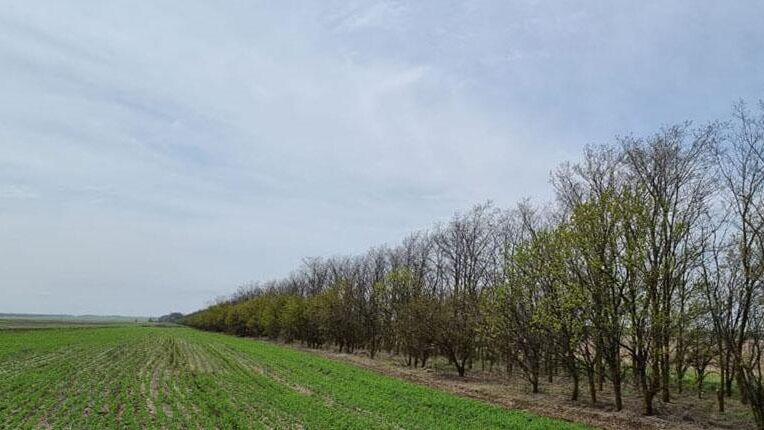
[1, 326, 593, 429]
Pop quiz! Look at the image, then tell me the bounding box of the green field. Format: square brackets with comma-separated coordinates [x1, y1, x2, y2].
[0, 314, 149, 330]
[0, 325, 588, 429]
[0, 319, 138, 330]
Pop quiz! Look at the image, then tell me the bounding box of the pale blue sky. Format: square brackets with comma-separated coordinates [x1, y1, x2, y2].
[1, 1, 762, 316]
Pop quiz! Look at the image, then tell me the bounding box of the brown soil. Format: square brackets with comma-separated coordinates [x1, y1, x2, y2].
[293, 346, 754, 430]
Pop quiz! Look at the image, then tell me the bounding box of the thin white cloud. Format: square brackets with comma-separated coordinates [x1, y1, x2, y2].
[0, 185, 38, 200]
[0, 1, 762, 315]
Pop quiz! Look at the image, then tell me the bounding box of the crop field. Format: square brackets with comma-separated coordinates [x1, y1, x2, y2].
[0, 318, 138, 330]
[0, 325, 588, 429]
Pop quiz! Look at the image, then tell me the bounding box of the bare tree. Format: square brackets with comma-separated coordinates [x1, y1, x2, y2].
[621, 123, 717, 411]
[433, 203, 499, 376]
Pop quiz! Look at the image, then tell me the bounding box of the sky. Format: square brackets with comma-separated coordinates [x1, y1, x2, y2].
[1, 1, 763, 316]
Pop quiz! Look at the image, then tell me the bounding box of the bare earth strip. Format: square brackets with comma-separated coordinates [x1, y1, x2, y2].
[299, 346, 754, 430]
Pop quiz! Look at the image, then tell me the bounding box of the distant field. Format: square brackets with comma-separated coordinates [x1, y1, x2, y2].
[0, 318, 138, 330]
[0, 325, 588, 429]
[0, 314, 148, 330]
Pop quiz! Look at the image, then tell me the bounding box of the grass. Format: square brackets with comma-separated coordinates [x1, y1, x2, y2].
[0, 325, 589, 429]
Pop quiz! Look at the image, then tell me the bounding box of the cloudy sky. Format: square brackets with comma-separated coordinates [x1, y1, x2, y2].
[1, 1, 762, 316]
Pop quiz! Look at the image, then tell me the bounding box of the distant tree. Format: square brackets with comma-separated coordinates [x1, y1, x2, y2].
[157, 312, 184, 324]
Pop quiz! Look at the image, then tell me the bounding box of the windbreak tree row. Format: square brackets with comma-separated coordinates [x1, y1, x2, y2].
[185, 101, 764, 426]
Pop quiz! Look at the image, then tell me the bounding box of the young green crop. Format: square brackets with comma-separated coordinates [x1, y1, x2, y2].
[0, 326, 590, 429]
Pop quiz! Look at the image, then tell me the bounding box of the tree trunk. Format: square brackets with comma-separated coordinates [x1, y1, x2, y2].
[639, 357, 656, 416]
[456, 361, 466, 377]
[726, 353, 734, 397]
[718, 346, 726, 412]
[531, 373, 539, 393]
[644, 390, 655, 415]
[595, 343, 605, 391]
[613, 372, 623, 411]
[739, 367, 750, 405]
[608, 348, 623, 411]
[571, 370, 580, 401]
[587, 369, 597, 404]
[661, 346, 671, 403]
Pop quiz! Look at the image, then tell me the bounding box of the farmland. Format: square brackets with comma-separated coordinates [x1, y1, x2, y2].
[0, 314, 147, 330]
[0, 325, 588, 429]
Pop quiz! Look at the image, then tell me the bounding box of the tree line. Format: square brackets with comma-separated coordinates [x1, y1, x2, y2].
[184, 101, 764, 426]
